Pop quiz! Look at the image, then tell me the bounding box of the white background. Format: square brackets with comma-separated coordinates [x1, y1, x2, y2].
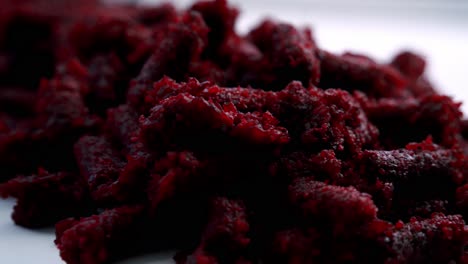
[1, 0, 467, 263]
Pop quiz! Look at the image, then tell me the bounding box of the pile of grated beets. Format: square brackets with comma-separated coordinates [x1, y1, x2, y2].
[0, 0, 467, 263]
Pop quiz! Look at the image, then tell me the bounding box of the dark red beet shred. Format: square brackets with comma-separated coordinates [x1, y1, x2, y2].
[0, 0, 467, 263]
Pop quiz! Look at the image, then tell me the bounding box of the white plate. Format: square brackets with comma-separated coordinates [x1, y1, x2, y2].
[1, 0, 467, 263]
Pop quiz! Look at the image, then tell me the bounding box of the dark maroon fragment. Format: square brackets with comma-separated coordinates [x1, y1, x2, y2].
[356, 92, 463, 149]
[243, 20, 320, 90]
[55, 206, 146, 264]
[0, 170, 91, 228]
[289, 178, 378, 232]
[177, 197, 251, 264]
[390, 51, 436, 97]
[318, 50, 408, 98]
[74, 135, 125, 203]
[381, 214, 468, 264]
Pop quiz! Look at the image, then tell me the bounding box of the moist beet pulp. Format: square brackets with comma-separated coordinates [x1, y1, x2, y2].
[0, 0, 467, 263]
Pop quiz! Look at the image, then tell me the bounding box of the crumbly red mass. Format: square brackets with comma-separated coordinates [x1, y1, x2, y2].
[0, 0, 467, 263]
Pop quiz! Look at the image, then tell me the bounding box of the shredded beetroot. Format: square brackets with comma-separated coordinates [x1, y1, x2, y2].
[0, 0, 467, 263]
